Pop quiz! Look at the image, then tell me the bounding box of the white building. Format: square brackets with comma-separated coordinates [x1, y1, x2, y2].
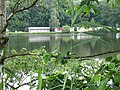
[28, 27, 50, 33]
[55, 28, 63, 32]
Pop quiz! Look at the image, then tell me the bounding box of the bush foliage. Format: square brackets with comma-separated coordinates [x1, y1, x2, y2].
[4, 47, 120, 90]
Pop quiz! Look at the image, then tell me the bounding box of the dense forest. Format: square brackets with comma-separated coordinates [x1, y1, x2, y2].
[7, 0, 120, 32]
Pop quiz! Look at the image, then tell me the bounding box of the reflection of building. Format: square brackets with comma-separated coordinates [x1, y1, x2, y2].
[76, 33, 93, 40]
[28, 27, 50, 33]
[29, 34, 50, 42]
[116, 33, 120, 39]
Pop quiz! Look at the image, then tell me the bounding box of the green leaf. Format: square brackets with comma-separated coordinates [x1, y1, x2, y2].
[95, 65, 106, 74]
[113, 73, 120, 84]
[94, 75, 101, 82]
[107, 0, 110, 3]
[4, 67, 20, 81]
[93, 8, 99, 15]
[95, 0, 99, 4]
[84, 85, 97, 90]
[108, 63, 115, 70]
[72, 38, 99, 49]
[89, 4, 95, 8]
[84, 32, 101, 37]
[80, 21, 107, 27]
[11, 50, 17, 54]
[43, 53, 51, 64]
[117, 54, 120, 60]
[116, 0, 120, 7]
[84, 5, 90, 14]
[79, 21, 118, 32]
[68, 0, 74, 18]
[105, 57, 112, 62]
[99, 78, 109, 90]
[71, 4, 86, 26]
[110, 3, 114, 9]
[66, 9, 69, 13]
[38, 66, 42, 90]
[84, 88, 91, 90]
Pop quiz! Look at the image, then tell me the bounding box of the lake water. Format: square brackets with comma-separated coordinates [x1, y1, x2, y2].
[7, 33, 120, 58]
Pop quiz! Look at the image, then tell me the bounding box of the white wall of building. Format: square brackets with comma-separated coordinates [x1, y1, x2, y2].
[28, 27, 50, 33]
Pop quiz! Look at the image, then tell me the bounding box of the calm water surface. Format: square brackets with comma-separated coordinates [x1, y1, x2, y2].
[7, 33, 120, 58]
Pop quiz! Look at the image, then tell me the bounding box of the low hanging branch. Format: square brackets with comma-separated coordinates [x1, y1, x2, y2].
[12, 0, 21, 13]
[3, 53, 39, 60]
[6, 78, 37, 89]
[2, 0, 41, 32]
[80, 49, 120, 58]
[7, 0, 39, 22]
[3, 49, 120, 61]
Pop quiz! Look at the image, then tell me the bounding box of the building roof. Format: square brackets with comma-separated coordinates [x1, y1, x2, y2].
[28, 27, 50, 30]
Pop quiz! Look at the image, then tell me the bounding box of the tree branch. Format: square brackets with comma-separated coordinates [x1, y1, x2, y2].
[15, 79, 37, 89]
[63, 49, 120, 60]
[5, 83, 16, 89]
[81, 49, 120, 58]
[15, 0, 38, 12]
[12, 0, 21, 13]
[3, 53, 39, 60]
[6, 78, 37, 89]
[4, 49, 120, 61]
[7, 0, 39, 22]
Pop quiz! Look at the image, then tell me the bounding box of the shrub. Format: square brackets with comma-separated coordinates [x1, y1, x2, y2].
[62, 25, 70, 32]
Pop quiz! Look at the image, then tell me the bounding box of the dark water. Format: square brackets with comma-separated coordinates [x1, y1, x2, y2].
[7, 33, 120, 58]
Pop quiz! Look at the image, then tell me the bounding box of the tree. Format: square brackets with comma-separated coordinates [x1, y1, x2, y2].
[6, 0, 72, 32]
[94, 3, 120, 28]
[6, 0, 120, 32]
[8, 10, 30, 32]
[29, 5, 50, 27]
[0, 0, 39, 89]
[0, 0, 7, 89]
[49, 8, 60, 31]
[8, 3, 50, 32]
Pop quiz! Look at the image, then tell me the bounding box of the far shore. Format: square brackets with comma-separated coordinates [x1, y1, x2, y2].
[7, 31, 82, 35]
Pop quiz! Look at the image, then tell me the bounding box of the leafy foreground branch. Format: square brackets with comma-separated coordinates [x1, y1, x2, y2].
[4, 49, 120, 61]
[4, 48, 120, 90]
[80, 49, 120, 60]
[6, 78, 37, 89]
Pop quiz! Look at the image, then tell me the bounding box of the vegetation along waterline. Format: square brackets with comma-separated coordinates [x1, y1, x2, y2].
[0, 0, 120, 90]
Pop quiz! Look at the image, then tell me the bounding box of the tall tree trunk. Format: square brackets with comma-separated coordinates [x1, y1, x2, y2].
[0, 0, 38, 89]
[0, 0, 6, 89]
